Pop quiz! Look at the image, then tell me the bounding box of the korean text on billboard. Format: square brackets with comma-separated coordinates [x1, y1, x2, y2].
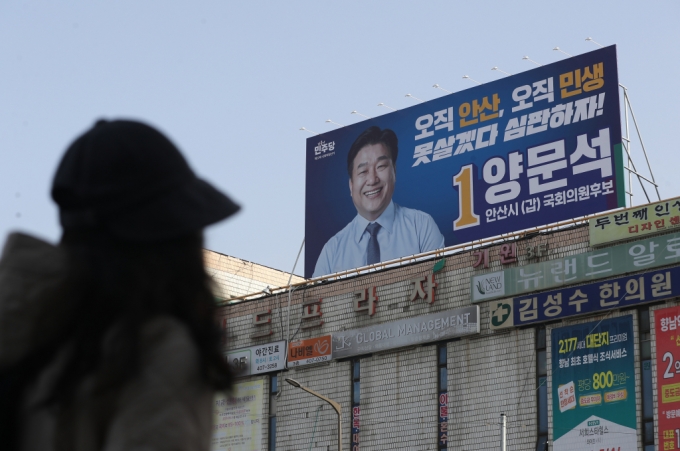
[306, 46, 623, 278]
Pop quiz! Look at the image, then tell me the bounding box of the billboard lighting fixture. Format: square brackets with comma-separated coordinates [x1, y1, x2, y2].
[350, 110, 371, 118]
[522, 56, 542, 67]
[325, 119, 344, 127]
[491, 67, 513, 76]
[299, 126, 318, 134]
[377, 102, 397, 111]
[432, 84, 452, 94]
[553, 47, 573, 57]
[462, 75, 482, 85]
[405, 94, 423, 103]
[585, 37, 604, 48]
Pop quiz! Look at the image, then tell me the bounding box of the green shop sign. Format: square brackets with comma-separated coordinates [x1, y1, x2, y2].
[551, 316, 637, 450]
[471, 230, 680, 303]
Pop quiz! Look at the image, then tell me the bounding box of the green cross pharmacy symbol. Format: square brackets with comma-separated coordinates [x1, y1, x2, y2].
[491, 302, 511, 327]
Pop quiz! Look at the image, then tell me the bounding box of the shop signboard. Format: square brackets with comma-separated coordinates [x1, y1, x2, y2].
[551, 316, 637, 451]
[287, 335, 332, 367]
[211, 379, 264, 451]
[226, 340, 286, 376]
[332, 306, 479, 359]
[590, 197, 680, 246]
[489, 266, 679, 330]
[655, 305, 680, 451]
[473, 229, 680, 303]
[306, 45, 624, 278]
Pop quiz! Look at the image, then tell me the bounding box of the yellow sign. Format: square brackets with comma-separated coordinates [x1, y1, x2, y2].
[589, 197, 680, 246]
[604, 388, 627, 403]
[579, 393, 602, 406]
[662, 382, 680, 404]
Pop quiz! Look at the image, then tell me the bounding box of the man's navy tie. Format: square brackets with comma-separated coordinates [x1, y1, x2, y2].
[366, 222, 381, 265]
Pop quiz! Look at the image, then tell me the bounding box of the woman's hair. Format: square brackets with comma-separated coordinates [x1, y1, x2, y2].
[44, 230, 232, 406]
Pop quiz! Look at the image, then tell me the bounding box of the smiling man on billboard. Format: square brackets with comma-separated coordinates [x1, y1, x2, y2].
[312, 126, 444, 277]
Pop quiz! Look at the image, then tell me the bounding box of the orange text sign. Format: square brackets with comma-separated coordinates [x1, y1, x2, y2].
[287, 335, 332, 367]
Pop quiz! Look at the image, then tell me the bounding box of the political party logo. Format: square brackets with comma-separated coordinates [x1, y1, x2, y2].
[314, 140, 336, 161]
[472, 271, 505, 301]
[489, 300, 513, 329]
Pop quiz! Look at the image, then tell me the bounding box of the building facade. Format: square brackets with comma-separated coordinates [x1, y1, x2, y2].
[204, 249, 304, 301]
[214, 204, 680, 451]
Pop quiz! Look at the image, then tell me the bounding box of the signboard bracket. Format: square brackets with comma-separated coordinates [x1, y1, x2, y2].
[620, 84, 661, 206]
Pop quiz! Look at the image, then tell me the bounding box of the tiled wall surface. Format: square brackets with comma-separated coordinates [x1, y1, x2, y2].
[204, 249, 304, 300]
[218, 224, 678, 450]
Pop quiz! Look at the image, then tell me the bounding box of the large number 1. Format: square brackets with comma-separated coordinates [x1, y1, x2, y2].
[453, 165, 480, 230]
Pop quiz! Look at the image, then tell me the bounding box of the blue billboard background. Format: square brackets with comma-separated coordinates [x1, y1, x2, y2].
[306, 46, 623, 278]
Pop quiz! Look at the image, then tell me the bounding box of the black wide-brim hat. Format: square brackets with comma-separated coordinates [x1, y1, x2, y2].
[52, 119, 240, 241]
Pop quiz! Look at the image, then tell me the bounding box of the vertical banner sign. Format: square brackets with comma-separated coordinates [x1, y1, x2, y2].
[305, 45, 623, 278]
[438, 392, 448, 448]
[551, 316, 637, 451]
[211, 380, 264, 451]
[655, 306, 680, 451]
[352, 404, 360, 451]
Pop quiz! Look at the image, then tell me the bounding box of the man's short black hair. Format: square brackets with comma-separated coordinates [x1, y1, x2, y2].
[346, 126, 398, 178]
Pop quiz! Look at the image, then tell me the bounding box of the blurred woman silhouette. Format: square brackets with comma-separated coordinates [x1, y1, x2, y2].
[0, 119, 239, 451]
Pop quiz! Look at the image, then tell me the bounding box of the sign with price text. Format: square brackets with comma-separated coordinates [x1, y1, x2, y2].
[655, 305, 680, 451]
[551, 316, 637, 451]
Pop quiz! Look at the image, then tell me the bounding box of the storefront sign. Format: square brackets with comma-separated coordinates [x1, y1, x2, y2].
[655, 305, 680, 451]
[287, 335, 332, 368]
[590, 197, 680, 246]
[472, 230, 680, 303]
[551, 317, 637, 451]
[226, 340, 287, 376]
[332, 306, 479, 359]
[489, 266, 678, 329]
[251, 310, 273, 338]
[211, 379, 264, 451]
[301, 298, 324, 329]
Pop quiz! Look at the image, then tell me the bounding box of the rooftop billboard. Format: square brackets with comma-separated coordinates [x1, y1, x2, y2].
[305, 46, 624, 278]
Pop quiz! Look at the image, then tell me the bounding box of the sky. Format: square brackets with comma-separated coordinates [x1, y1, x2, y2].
[1, 1, 679, 277]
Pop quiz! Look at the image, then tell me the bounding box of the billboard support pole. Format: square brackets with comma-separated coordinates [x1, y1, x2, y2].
[622, 84, 633, 206]
[279, 237, 305, 400]
[619, 84, 661, 205]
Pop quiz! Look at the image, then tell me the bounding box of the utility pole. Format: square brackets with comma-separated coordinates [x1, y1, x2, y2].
[500, 413, 507, 451]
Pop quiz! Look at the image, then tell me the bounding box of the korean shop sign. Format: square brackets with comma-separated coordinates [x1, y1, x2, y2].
[286, 335, 332, 368]
[226, 340, 286, 377]
[332, 306, 479, 359]
[551, 316, 637, 451]
[654, 305, 680, 451]
[472, 230, 680, 303]
[353, 273, 440, 317]
[589, 197, 680, 246]
[306, 45, 623, 278]
[489, 266, 677, 330]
